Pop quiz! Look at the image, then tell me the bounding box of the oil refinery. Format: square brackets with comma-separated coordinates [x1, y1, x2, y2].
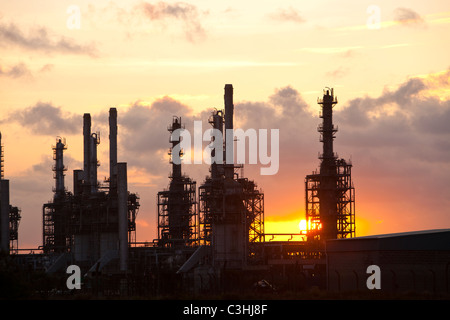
[1, 85, 449, 299]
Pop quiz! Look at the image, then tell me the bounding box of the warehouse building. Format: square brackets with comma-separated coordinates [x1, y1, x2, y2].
[326, 229, 450, 295]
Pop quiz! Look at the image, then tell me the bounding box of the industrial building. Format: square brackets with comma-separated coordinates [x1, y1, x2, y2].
[0, 85, 449, 298]
[326, 229, 450, 294]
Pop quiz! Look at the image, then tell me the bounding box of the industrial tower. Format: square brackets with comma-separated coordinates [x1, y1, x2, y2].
[157, 116, 198, 248]
[0, 132, 21, 255]
[198, 84, 264, 269]
[42, 108, 140, 276]
[305, 88, 355, 243]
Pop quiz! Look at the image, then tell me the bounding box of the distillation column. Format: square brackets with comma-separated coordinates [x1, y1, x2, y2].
[54, 138, 67, 198]
[318, 89, 339, 240]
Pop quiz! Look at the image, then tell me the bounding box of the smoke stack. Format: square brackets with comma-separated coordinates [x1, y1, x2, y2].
[83, 114, 91, 193]
[109, 108, 118, 193]
[224, 84, 234, 179]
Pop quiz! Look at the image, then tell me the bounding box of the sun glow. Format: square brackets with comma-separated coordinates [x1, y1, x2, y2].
[299, 219, 307, 234]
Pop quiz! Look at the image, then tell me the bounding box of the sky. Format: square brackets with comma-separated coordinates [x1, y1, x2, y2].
[0, 0, 450, 249]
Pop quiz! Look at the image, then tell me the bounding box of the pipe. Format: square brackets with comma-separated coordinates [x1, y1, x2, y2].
[117, 162, 128, 272]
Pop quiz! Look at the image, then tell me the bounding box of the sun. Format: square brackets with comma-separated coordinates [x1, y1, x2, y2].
[299, 219, 307, 234]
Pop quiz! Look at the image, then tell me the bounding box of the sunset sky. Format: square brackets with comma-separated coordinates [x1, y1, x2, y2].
[1, 0, 450, 248]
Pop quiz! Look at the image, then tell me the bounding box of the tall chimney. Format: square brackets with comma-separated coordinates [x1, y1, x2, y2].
[224, 84, 234, 179]
[83, 114, 91, 193]
[109, 108, 118, 194]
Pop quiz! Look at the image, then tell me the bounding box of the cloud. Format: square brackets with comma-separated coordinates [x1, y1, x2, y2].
[299, 46, 363, 54]
[1, 102, 80, 135]
[269, 7, 305, 24]
[336, 69, 450, 158]
[326, 66, 349, 79]
[393, 7, 425, 26]
[0, 21, 98, 56]
[39, 64, 54, 73]
[0, 62, 31, 78]
[111, 96, 198, 176]
[138, 1, 207, 42]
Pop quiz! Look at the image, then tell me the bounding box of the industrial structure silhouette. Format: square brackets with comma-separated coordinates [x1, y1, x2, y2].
[1, 85, 450, 298]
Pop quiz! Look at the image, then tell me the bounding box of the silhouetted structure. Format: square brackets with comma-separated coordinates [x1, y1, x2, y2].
[197, 84, 265, 270]
[42, 108, 140, 281]
[157, 116, 198, 248]
[0, 132, 21, 255]
[305, 88, 355, 244]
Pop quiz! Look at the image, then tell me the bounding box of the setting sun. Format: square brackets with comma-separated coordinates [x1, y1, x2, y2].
[299, 219, 307, 234]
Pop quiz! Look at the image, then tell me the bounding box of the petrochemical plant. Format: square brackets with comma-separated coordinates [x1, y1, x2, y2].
[1, 85, 450, 298]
